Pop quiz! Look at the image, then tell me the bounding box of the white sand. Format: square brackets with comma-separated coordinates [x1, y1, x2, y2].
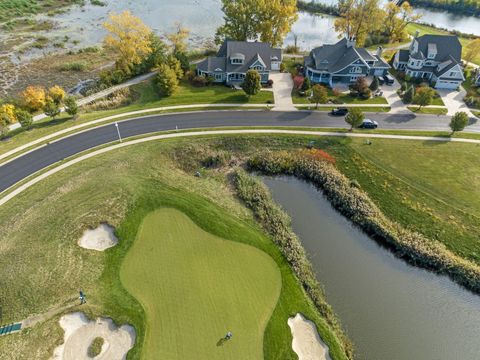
[288, 313, 332, 360]
[52, 312, 135, 360]
[78, 224, 118, 251]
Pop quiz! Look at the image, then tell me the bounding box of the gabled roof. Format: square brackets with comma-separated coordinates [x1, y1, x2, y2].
[435, 55, 462, 78]
[199, 40, 282, 74]
[397, 49, 409, 62]
[415, 35, 462, 62]
[309, 38, 363, 73]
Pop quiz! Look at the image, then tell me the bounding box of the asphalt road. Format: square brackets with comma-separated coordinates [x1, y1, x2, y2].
[0, 110, 479, 193]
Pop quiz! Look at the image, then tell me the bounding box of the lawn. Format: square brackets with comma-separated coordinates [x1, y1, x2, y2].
[407, 106, 448, 114]
[0, 136, 350, 360]
[121, 208, 281, 360]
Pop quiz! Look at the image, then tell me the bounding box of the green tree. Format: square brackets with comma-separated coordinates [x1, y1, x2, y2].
[167, 55, 184, 80]
[403, 85, 414, 103]
[242, 70, 261, 97]
[215, 0, 297, 47]
[15, 109, 33, 129]
[301, 76, 311, 92]
[449, 111, 469, 134]
[64, 96, 79, 118]
[311, 84, 328, 108]
[345, 108, 364, 131]
[413, 86, 435, 109]
[155, 64, 179, 97]
[44, 98, 61, 119]
[369, 76, 379, 91]
[0, 113, 10, 138]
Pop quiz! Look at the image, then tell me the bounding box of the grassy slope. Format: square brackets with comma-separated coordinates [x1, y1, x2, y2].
[0, 136, 350, 360]
[121, 208, 281, 360]
[0, 80, 272, 159]
[407, 106, 448, 114]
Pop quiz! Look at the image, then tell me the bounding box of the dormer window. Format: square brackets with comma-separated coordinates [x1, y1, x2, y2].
[252, 65, 264, 71]
[427, 43, 437, 59]
[230, 53, 245, 65]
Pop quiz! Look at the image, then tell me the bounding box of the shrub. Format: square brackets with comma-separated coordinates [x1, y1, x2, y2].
[64, 96, 78, 118]
[87, 337, 104, 357]
[192, 75, 207, 87]
[48, 85, 65, 105]
[301, 76, 311, 92]
[369, 77, 379, 91]
[280, 62, 286, 72]
[21, 86, 46, 113]
[155, 64, 179, 97]
[403, 85, 414, 104]
[59, 62, 87, 72]
[265, 79, 274, 88]
[241, 70, 261, 97]
[43, 98, 61, 119]
[15, 109, 33, 129]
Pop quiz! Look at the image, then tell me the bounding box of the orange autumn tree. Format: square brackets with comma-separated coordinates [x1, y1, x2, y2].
[103, 10, 153, 74]
[21, 86, 46, 113]
[48, 85, 66, 105]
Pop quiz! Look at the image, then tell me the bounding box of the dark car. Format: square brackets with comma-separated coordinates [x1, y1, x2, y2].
[377, 76, 385, 85]
[358, 119, 379, 129]
[382, 74, 395, 85]
[330, 107, 349, 116]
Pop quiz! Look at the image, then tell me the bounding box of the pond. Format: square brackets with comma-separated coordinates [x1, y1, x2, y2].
[263, 176, 480, 360]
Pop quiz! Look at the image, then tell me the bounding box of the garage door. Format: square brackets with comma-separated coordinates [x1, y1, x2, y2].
[373, 69, 384, 76]
[271, 61, 280, 71]
[435, 80, 459, 89]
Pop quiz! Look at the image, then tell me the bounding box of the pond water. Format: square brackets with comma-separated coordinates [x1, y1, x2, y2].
[263, 176, 480, 360]
[4, 0, 479, 63]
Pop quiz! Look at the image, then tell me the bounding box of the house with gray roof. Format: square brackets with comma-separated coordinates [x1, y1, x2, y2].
[196, 40, 282, 85]
[303, 37, 389, 86]
[392, 32, 465, 89]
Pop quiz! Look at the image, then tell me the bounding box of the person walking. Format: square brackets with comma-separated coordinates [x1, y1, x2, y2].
[79, 290, 86, 305]
[225, 331, 233, 340]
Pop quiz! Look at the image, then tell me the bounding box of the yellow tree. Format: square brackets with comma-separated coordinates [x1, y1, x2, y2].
[0, 104, 17, 124]
[335, 0, 383, 46]
[383, 2, 421, 43]
[257, 0, 298, 47]
[464, 39, 480, 64]
[167, 22, 190, 55]
[103, 10, 153, 74]
[21, 86, 46, 113]
[48, 85, 66, 105]
[215, 0, 297, 47]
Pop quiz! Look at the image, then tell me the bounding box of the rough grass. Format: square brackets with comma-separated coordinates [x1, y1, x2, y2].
[0, 0, 83, 21]
[87, 337, 104, 358]
[121, 208, 281, 360]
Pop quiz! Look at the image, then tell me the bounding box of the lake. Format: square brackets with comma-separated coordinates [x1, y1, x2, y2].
[264, 176, 480, 360]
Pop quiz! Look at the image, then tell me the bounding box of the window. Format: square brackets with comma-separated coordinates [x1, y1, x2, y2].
[231, 58, 243, 65]
[349, 66, 361, 73]
[252, 65, 264, 71]
[214, 74, 222, 80]
[449, 71, 458, 77]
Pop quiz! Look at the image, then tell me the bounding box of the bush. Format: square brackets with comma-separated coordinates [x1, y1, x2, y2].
[15, 109, 33, 129]
[192, 75, 207, 87]
[265, 79, 274, 88]
[280, 62, 286, 72]
[241, 70, 261, 97]
[155, 64, 179, 97]
[64, 96, 78, 118]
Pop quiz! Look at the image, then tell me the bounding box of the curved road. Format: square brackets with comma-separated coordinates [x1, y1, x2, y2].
[0, 110, 479, 193]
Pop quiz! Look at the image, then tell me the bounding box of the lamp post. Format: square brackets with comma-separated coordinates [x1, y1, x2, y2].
[115, 122, 122, 143]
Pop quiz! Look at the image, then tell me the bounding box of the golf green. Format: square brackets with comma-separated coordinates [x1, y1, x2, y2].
[120, 208, 282, 359]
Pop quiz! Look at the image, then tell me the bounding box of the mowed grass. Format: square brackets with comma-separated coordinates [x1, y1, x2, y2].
[121, 208, 281, 360]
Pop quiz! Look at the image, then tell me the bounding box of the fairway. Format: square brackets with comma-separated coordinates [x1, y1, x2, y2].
[120, 208, 282, 360]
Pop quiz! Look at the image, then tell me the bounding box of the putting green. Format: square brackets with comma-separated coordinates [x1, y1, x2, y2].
[120, 208, 282, 359]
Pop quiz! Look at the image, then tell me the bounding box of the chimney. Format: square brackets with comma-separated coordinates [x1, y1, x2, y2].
[376, 46, 383, 58]
[346, 36, 356, 48]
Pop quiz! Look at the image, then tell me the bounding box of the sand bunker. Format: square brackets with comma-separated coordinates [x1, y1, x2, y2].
[288, 313, 332, 360]
[78, 224, 118, 251]
[52, 312, 135, 360]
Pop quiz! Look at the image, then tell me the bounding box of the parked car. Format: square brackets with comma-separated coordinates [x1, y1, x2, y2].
[358, 119, 379, 129]
[378, 76, 385, 85]
[383, 74, 395, 85]
[330, 107, 349, 116]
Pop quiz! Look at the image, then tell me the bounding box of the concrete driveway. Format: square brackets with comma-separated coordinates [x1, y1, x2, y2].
[270, 72, 296, 111]
[381, 78, 410, 114]
[437, 87, 474, 117]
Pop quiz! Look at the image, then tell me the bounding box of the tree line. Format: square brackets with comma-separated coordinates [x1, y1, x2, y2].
[408, 0, 480, 18]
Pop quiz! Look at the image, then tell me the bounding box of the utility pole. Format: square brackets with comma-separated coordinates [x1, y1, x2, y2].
[115, 122, 122, 143]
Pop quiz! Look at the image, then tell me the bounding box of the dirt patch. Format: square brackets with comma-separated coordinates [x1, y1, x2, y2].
[78, 224, 118, 251]
[288, 313, 332, 360]
[52, 312, 135, 360]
